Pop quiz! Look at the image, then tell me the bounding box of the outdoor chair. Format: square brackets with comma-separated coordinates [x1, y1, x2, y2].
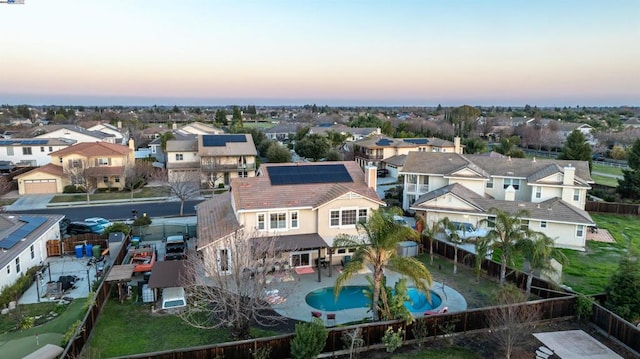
[311, 311, 322, 318]
[326, 313, 336, 326]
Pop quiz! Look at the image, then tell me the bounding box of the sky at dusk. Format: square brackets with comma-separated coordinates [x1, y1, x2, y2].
[1, 0, 639, 106]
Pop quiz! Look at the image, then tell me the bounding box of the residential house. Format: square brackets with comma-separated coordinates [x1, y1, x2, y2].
[309, 124, 380, 142]
[179, 122, 223, 135]
[86, 122, 128, 145]
[556, 123, 595, 145]
[15, 140, 135, 194]
[34, 125, 117, 144]
[0, 214, 65, 289]
[196, 161, 384, 276]
[0, 138, 70, 166]
[623, 118, 640, 129]
[147, 122, 220, 166]
[400, 152, 594, 250]
[264, 122, 303, 141]
[353, 136, 462, 169]
[165, 134, 258, 187]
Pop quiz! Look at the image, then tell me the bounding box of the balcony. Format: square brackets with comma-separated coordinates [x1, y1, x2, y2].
[405, 183, 429, 194]
[200, 162, 256, 172]
[354, 152, 384, 160]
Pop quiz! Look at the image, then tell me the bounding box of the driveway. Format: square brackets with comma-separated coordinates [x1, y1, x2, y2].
[5, 194, 55, 211]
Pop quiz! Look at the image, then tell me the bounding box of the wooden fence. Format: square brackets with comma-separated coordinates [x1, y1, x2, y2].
[591, 302, 640, 354]
[585, 201, 640, 216]
[61, 235, 130, 359]
[112, 296, 577, 359]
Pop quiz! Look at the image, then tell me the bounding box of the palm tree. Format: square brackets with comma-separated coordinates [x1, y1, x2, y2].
[516, 232, 568, 297]
[440, 218, 466, 275]
[466, 235, 491, 283]
[333, 209, 433, 321]
[416, 214, 442, 265]
[479, 208, 531, 285]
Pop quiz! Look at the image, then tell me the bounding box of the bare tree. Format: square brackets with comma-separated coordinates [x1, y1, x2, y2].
[179, 228, 297, 339]
[123, 161, 154, 200]
[486, 284, 541, 359]
[64, 159, 95, 204]
[167, 171, 200, 216]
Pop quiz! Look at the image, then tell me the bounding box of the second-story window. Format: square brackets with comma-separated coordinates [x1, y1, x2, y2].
[175, 154, 184, 161]
[7, 147, 14, 156]
[573, 189, 580, 202]
[503, 178, 520, 190]
[40, 146, 45, 152]
[257, 214, 265, 230]
[22, 147, 32, 155]
[30, 245, 35, 259]
[98, 158, 109, 165]
[535, 186, 542, 199]
[15, 258, 20, 273]
[49, 146, 53, 152]
[290, 212, 299, 229]
[486, 178, 494, 189]
[270, 213, 287, 229]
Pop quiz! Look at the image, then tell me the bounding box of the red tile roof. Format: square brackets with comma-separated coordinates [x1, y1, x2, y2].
[50, 142, 130, 157]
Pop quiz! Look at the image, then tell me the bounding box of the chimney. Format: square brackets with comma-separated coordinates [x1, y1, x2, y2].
[454, 136, 461, 154]
[364, 163, 377, 190]
[172, 123, 177, 130]
[128, 139, 135, 163]
[563, 165, 575, 185]
[117, 120, 122, 129]
[505, 185, 515, 201]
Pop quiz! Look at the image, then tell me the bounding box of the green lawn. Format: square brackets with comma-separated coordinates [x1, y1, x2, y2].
[561, 214, 640, 294]
[85, 300, 278, 358]
[243, 121, 276, 130]
[392, 346, 481, 359]
[591, 163, 623, 177]
[50, 186, 169, 203]
[591, 174, 619, 187]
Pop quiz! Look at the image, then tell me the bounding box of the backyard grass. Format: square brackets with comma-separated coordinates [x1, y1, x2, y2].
[85, 300, 279, 358]
[590, 174, 619, 187]
[591, 163, 624, 177]
[50, 186, 170, 203]
[392, 346, 481, 359]
[560, 214, 640, 294]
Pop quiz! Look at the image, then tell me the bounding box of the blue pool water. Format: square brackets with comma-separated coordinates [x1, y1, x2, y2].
[305, 286, 442, 312]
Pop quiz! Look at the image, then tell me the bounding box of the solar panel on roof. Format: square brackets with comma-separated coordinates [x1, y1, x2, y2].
[0, 140, 15, 145]
[202, 134, 247, 147]
[375, 139, 392, 146]
[267, 164, 353, 185]
[0, 216, 47, 250]
[404, 138, 429, 145]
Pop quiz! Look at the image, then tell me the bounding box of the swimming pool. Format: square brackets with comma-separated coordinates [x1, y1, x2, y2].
[305, 285, 442, 312]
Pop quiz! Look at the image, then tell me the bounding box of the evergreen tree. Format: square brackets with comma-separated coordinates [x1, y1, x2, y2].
[617, 139, 640, 200]
[231, 106, 243, 128]
[605, 252, 640, 323]
[558, 130, 592, 169]
[215, 109, 227, 125]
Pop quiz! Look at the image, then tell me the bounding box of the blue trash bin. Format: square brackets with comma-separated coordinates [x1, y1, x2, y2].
[75, 245, 84, 258]
[85, 243, 93, 257]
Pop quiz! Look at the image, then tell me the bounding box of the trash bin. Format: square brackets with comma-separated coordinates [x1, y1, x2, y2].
[75, 245, 84, 258]
[132, 237, 140, 248]
[93, 245, 101, 258]
[85, 243, 93, 257]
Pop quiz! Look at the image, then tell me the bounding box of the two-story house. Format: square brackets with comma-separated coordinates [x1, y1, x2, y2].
[15, 140, 135, 194]
[196, 161, 384, 277]
[0, 214, 65, 289]
[34, 125, 117, 144]
[86, 122, 129, 145]
[0, 138, 70, 166]
[400, 152, 595, 250]
[165, 134, 257, 188]
[353, 136, 463, 169]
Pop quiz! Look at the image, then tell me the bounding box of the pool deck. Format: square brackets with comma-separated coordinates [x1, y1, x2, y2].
[271, 265, 467, 326]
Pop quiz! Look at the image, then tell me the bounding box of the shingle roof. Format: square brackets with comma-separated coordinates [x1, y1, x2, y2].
[84, 166, 125, 176]
[196, 192, 241, 250]
[354, 136, 456, 149]
[0, 214, 65, 269]
[15, 164, 64, 179]
[35, 125, 114, 139]
[166, 139, 198, 152]
[382, 154, 406, 166]
[49, 142, 131, 157]
[232, 161, 383, 211]
[198, 134, 257, 157]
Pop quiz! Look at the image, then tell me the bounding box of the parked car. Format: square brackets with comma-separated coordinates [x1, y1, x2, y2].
[444, 221, 488, 240]
[84, 217, 112, 230]
[68, 221, 104, 235]
[377, 168, 390, 177]
[165, 235, 187, 260]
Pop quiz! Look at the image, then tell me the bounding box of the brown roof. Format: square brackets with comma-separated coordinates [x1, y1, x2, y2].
[16, 163, 64, 179]
[84, 166, 125, 176]
[148, 260, 187, 288]
[50, 142, 131, 157]
[197, 134, 257, 157]
[197, 192, 241, 250]
[105, 264, 136, 282]
[231, 161, 383, 211]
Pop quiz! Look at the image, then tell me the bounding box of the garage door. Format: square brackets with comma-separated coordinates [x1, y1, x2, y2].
[24, 179, 57, 194]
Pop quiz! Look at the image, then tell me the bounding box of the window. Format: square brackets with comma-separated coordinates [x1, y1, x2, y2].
[487, 216, 496, 228]
[257, 213, 265, 230]
[486, 178, 494, 189]
[290, 212, 299, 229]
[15, 258, 20, 273]
[175, 154, 184, 161]
[358, 209, 368, 223]
[330, 211, 340, 226]
[103, 177, 109, 184]
[503, 178, 520, 190]
[270, 213, 287, 229]
[573, 189, 580, 202]
[7, 147, 13, 156]
[48, 146, 53, 152]
[576, 225, 584, 237]
[540, 221, 547, 229]
[98, 158, 109, 165]
[520, 219, 529, 231]
[30, 245, 34, 259]
[71, 159, 81, 168]
[151, 146, 156, 154]
[40, 146, 45, 152]
[535, 186, 542, 199]
[218, 249, 230, 272]
[238, 171, 248, 178]
[115, 176, 120, 183]
[22, 147, 32, 155]
[341, 210, 357, 225]
[6, 265, 9, 274]
[291, 252, 310, 267]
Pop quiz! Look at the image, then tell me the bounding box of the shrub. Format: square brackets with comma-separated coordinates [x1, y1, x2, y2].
[575, 295, 594, 320]
[382, 326, 404, 353]
[132, 216, 152, 226]
[0, 266, 42, 308]
[20, 316, 35, 330]
[290, 318, 328, 359]
[63, 185, 84, 193]
[102, 222, 131, 237]
[61, 320, 82, 347]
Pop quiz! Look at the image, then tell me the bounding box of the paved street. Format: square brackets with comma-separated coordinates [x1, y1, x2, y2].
[6, 199, 204, 221]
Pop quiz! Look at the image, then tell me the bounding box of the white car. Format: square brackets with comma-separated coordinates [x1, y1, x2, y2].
[84, 217, 113, 230]
[444, 221, 488, 240]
